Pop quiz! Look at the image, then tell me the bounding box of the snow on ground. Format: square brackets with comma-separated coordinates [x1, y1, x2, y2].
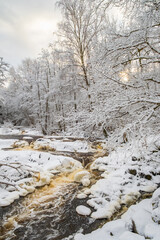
[0, 128, 160, 239]
[0, 127, 21, 135]
[0, 125, 42, 136]
[0, 139, 16, 150]
[33, 138, 92, 153]
[71, 134, 160, 239]
[74, 188, 160, 240]
[75, 134, 160, 220]
[0, 149, 82, 207]
[0, 131, 94, 207]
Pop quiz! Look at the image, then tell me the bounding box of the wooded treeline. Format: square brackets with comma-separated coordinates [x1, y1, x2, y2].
[0, 0, 160, 138]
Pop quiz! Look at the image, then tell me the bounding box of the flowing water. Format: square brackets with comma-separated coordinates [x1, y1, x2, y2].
[0, 135, 107, 240]
[0, 173, 104, 240]
[0, 135, 154, 239]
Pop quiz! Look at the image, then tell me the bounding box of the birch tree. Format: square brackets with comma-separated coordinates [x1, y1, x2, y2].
[56, 0, 106, 109]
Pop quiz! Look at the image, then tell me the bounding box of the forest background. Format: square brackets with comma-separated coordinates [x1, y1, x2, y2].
[0, 0, 159, 141]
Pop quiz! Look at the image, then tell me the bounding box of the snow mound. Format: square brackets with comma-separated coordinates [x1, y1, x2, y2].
[34, 138, 91, 153]
[76, 205, 91, 216]
[87, 197, 120, 219]
[77, 193, 87, 199]
[12, 140, 29, 148]
[74, 188, 160, 240]
[74, 170, 91, 186]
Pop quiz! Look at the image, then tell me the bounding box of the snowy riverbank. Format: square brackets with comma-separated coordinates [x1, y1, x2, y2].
[74, 188, 160, 240]
[71, 134, 160, 239]
[0, 128, 160, 239]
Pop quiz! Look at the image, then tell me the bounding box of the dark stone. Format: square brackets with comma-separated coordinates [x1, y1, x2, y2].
[132, 156, 138, 161]
[151, 171, 160, 176]
[128, 169, 137, 176]
[145, 174, 152, 180]
[139, 173, 152, 180]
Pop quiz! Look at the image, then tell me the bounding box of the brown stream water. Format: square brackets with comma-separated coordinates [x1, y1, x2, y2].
[0, 135, 107, 240]
[0, 134, 156, 240]
[0, 135, 155, 240]
[0, 174, 104, 240]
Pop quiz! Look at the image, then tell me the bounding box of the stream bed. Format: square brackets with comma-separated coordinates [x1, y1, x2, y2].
[0, 179, 105, 240]
[0, 134, 106, 240]
[0, 131, 159, 240]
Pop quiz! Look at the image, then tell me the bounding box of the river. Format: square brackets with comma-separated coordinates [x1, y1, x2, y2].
[0, 134, 106, 240]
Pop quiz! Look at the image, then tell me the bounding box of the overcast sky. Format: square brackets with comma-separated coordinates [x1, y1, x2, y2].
[0, 0, 61, 67]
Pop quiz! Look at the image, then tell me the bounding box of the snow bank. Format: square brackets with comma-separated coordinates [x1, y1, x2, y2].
[84, 134, 160, 219]
[0, 126, 42, 136]
[119, 232, 145, 240]
[0, 150, 82, 206]
[0, 139, 16, 150]
[74, 188, 160, 240]
[33, 138, 92, 153]
[0, 127, 20, 135]
[74, 134, 160, 240]
[152, 188, 160, 224]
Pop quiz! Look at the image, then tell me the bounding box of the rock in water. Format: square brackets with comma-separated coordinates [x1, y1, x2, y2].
[76, 205, 91, 216]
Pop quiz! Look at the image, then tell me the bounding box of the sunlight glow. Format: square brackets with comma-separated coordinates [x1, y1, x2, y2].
[119, 71, 129, 83]
[108, 7, 124, 22]
[28, 19, 55, 34]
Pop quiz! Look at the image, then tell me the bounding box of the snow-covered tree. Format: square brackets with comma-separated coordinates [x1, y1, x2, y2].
[88, 0, 160, 137]
[3, 0, 160, 138]
[0, 57, 8, 87]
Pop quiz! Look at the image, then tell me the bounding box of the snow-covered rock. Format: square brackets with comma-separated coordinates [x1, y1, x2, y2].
[55, 158, 82, 172]
[82, 135, 160, 220]
[77, 193, 87, 199]
[74, 170, 91, 186]
[144, 222, 160, 239]
[76, 205, 91, 216]
[87, 198, 121, 219]
[74, 189, 160, 240]
[83, 188, 91, 195]
[81, 178, 90, 187]
[12, 140, 29, 148]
